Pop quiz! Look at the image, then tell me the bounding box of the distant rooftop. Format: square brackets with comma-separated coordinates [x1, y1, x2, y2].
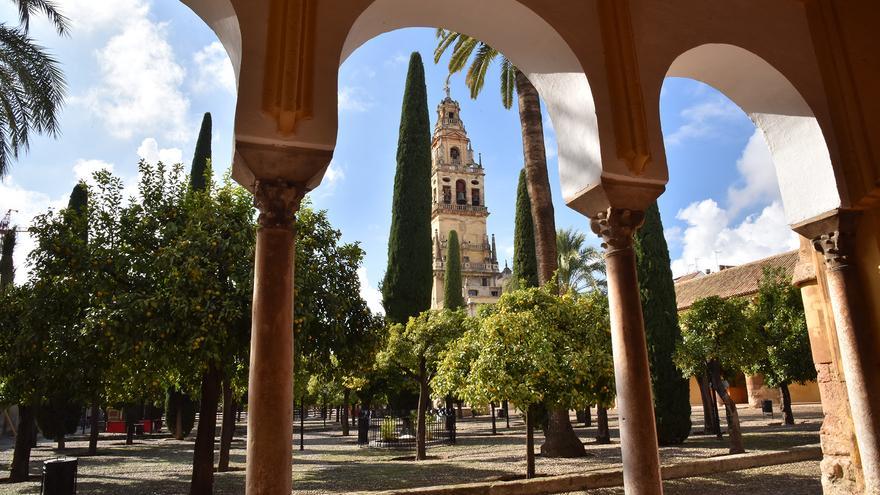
[674, 250, 799, 311]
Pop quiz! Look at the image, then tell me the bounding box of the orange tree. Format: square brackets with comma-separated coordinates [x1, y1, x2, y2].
[434, 284, 614, 478]
[748, 267, 815, 425]
[676, 296, 762, 454]
[377, 309, 472, 461]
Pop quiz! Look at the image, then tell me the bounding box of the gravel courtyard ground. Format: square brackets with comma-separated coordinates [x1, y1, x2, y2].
[0, 404, 823, 494]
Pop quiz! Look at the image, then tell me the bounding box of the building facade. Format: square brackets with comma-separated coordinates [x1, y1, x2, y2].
[429, 88, 504, 313]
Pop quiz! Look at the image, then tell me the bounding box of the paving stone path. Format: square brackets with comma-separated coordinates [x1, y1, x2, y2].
[0, 404, 823, 494]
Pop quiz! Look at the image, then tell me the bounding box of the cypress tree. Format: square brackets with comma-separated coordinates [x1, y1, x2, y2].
[187, 112, 222, 495]
[512, 169, 538, 288]
[381, 52, 433, 324]
[443, 230, 465, 310]
[67, 181, 88, 213]
[634, 201, 692, 445]
[0, 230, 15, 288]
[190, 112, 212, 192]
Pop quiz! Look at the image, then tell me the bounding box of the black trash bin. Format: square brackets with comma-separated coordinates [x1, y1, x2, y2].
[762, 399, 774, 418]
[41, 457, 77, 495]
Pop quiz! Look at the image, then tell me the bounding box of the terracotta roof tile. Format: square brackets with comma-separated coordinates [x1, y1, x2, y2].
[674, 250, 798, 311]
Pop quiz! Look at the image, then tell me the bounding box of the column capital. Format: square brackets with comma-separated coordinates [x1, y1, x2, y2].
[813, 230, 857, 271]
[800, 210, 861, 271]
[254, 179, 306, 229]
[590, 207, 645, 254]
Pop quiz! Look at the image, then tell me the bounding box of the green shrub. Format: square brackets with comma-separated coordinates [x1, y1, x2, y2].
[381, 417, 397, 441]
[35, 402, 81, 440]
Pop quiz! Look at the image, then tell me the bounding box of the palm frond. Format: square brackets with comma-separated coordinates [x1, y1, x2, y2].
[0, 24, 66, 176]
[464, 43, 497, 99]
[448, 36, 477, 75]
[433, 29, 460, 64]
[14, 0, 68, 35]
[499, 58, 515, 109]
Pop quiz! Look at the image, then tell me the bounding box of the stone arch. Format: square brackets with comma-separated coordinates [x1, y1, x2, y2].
[665, 43, 842, 226]
[339, 0, 602, 206]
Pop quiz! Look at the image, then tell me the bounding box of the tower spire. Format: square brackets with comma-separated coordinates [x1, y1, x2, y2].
[444, 74, 451, 99]
[491, 234, 498, 263]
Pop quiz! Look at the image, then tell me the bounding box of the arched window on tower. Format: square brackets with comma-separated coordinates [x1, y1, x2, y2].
[455, 179, 466, 205]
[450, 147, 460, 164]
[471, 188, 480, 206]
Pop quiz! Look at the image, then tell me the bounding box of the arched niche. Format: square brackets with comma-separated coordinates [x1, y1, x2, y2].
[666, 43, 841, 226]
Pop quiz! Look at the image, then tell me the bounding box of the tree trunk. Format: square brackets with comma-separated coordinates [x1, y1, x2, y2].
[126, 420, 134, 445]
[513, 68, 556, 285]
[218, 379, 236, 472]
[584, 406, 592, 427]
[190, 365, 222, 495]
[456, 400, 462, 419]
[514, 69, 583, 458]
[540, 409, 585, 457]
[504, 401, 510, 429]
[10, 405, 34, 482]
[341, 389, 351, 436]
[56, 412, 65, 450]
[780, 383, 795, 425]
[300, 395, 305, 451]
[88, 403, 99, 455]
[596, 407, 611, 444]
[175, 394, 185, 441]
[416, 374, 428, 461]
[526, 405, 536, 479]
[698, 372, 720, 437]
[708, 360, 744, 454]
[490, 402, 497, 435]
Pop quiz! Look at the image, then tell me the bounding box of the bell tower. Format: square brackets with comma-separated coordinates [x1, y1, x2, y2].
[430, 85, 504, 312]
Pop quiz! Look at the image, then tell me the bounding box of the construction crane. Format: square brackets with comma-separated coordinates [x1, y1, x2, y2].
[0, 209, 29, 236]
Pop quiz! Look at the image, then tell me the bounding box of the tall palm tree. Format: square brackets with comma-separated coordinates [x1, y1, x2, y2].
[434, 30, 558, 284]
[556, 228, 606, 294]
[0, 0, 68, 177]
[435, 30, 584, 459]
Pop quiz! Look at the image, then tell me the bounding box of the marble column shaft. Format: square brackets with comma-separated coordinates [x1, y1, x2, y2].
[246, 180, 304, 495]
[591, 207, 663, 495]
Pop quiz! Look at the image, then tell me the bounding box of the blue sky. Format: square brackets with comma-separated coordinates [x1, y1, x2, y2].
[0, 1, 797, 313]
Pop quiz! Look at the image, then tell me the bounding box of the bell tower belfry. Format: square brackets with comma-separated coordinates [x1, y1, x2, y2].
[430, 86, 504, 312]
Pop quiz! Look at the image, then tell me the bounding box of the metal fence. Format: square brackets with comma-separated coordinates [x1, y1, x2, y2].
[358, 409, 456, 448]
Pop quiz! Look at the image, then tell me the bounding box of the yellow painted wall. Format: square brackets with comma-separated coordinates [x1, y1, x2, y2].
[686, 376, 820, 406]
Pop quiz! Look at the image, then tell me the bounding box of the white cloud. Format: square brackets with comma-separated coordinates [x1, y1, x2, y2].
[54, 0, 147, 33]
[669, 199, 798, 277]
[308, 161, 345, 201]
[137, 138, 183, 165]
[77, 9, 190, 142]
[357, 267, 384, 315]
[73, 159, 115, 184]
[323, 161, 345, 188]
[338, 86, 375, 112]
[192, 41, 235, 95]
[665, 98, 742, 146]
[385, 53, 408, 67]
[726, 129, 780, 216]
[0, 178, 68, 284]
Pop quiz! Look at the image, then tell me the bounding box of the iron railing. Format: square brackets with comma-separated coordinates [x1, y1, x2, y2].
[358, 409, 456, 448]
